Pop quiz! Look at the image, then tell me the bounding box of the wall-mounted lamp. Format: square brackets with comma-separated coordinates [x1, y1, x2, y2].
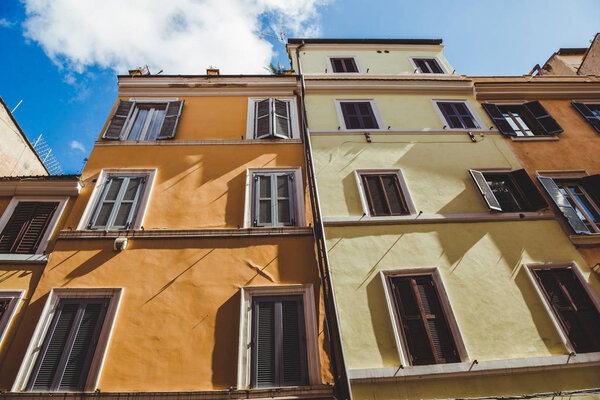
[114, 237, 128, 252]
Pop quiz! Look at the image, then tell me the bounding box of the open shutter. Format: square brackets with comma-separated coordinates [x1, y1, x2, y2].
[522, 101, 563, 135]
[538, 176, 589, 234]
[481, 103, 516, 136]
[510, 169, 547, 211]
[581, 174, 600, 207]
[103, 101, 133, 140]
[571, 102, 600, 134]
[157, 100, 183, 140]
[254, 99, 272, 139]
[272, 99, 291, 138]
[469, 169, 502, 211]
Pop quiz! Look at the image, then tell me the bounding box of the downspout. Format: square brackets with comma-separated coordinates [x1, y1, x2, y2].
[295, 42, 352, 400]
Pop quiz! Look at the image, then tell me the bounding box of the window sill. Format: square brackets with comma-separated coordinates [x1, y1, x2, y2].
[58, 227, 313, 240]
[96, 139, 302, 146]
[348, 351, 600, 382]
[510, 135, 559, 142]
[569, 233, 600, 247]
[0, 254, 48, 264]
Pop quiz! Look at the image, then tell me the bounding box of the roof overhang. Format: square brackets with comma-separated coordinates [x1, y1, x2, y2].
[0, 176, 82, 196]
[473, 78, 600, 100]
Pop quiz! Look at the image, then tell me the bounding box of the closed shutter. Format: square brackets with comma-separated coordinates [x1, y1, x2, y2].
[252, 173, 296, 227]
[28, 299, 109, 391]
[390, 275, 460, 365]
[157, 100, 183, 140]
[581, 174, 600, 206]
[533, 268, 600, 353]
[362, 174, 408, 216]
[0, 202, 58, 254]
[273, 100, 291, 139]
[438, 102, 477, 129]
[89, 176, 146, 230]
[103, 101, 134, 140]
[481, 103, 516, 136]
[538, 176, 589, 234]
[340, 102, 378, 130]
[571, 102, 600, 134]
[510, 169, 547, 211]
[469, 169, 502, 211]
[522, 101, 563, 135]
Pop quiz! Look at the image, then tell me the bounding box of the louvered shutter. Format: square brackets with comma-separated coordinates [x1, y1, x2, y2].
[103, 101, 134, 140]
[469, 170, 502, 211]
[538, 176, 589, 234]
[281, 298, 307, 385]
[481, 103, 516, 136]
[0, 202, 58, 254]
[340, 103, 359, 129]
[510, 169, 547, 211]
[157, 100, 183, 140]
[522, 101, 563, 135]
[581, 174, 600, 206]
[571, 102, 600, 134]
[273, 100, 291, 138]
[253, 300, 275, 387]
[254, 99, 272, 139]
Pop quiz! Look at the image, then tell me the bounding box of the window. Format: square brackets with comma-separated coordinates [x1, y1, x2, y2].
[338, 101, 380, 130]
[251, 295, 308, 387]
[0, 202, 59, 254]
[0, 291, 22, 348]
[386, 272, 464, 366]
[330, 57, 359, 73]
[252, 172, 296, 227]
[358, 172, 413, 216]
[246, 98, 298, 139]
[469, 169, 547, 212]
[26, 298, 109, 391]
[529, 265, 600, 353]
[482, 102, 563, 136]
[572, 102, 600, 134]
[538, 174, 600, 234]
[412, 58, 444, 74]
[102, 100, 183, 141]
[436, 101, 479, 129]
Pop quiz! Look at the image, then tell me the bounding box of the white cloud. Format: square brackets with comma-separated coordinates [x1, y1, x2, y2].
[70, 140, 86, 152]
[21, 0, 329, 75]
[0, 18, 16, 28]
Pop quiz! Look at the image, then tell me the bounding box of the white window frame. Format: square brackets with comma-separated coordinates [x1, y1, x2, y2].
[524, 261, 600, 354]
[334, 99, 386, 131]
[0, 290, 24, 348]
[12, 288, 123, 392]
[354, 169, 416, 217]
[236, 284, 321, 389]
[77, 169, 156, 230]
[113, 98, 179, 141]
[409, 56, 447, 74]
[243, 167, 305, 228]
[245, 97, 300, 139]
[326, 56, 362, 74]
[431, 99, 485, 131]
[0, 196, 69, 255]
[380, 268, 468, 367]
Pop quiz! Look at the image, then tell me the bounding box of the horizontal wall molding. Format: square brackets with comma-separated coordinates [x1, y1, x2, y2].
[119, 89, 299, 97]
[323, 212, 554, 226]
[0, 180, 81, 196]
[58, 227, 314, 240]
[348, 351, 600, 383]
[569, 234, 600, 247]
[475, 81, 600, 100]
[94, 139, 302, 146]
[0, 254, 48, 264]
[309, 129, 500, 136]
[304, 78, 474, 94]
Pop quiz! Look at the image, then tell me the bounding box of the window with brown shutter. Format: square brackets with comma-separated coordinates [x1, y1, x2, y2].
[360, 173, 411, 216]
[413, 58, 444, 74]
[531, 266, 600, 353]
[0, 202, 59, 254]
[388, 274, 462, 365]
[340, 102, 379, 130]
[330, 57, 359, 73]
[436, 102, 478, 129]
[482, 102, 563, 136]
[571, 102, 600, 134]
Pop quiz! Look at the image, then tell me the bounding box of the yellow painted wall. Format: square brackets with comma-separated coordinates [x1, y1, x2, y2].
[291, 47, 453, 75]
[305, 94, 489, 131]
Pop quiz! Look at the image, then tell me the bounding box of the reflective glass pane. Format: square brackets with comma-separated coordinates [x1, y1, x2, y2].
[259, 200, 272, 223]
[145, 108, 165, 140]
[105, 178, 123, 201]
[127, 109, 149, 140]
[259, 176, 271, 198]
[123, 178, 141, 201]
[113, 203, 132, 228]
[277, 175, 289, 197]
[95, 203, 113, 227]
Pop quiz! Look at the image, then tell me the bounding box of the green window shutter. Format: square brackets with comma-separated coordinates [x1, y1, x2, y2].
[537, 176, 589, 234]
[481, 103, 516, 136]
[254, 99, 272, 139]
[157, 100, 183, 140]
[103, 101, 134, 140]
[571, 102, 600, 134]
[469, 169, 502, 211]
[522, 101, 563, 135]
[509, 169, 548, 211]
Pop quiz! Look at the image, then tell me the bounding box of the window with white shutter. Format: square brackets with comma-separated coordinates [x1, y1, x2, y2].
[247, 98, 298, 139]
[251, 172, 296, 227]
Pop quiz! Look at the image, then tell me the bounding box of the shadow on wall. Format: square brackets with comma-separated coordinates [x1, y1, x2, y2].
[366, 275, 401, 367]
[212, 290, 240, 388]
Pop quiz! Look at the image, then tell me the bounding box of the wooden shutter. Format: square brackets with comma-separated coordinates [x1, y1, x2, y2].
[522, 101, 563, 135]
[571, 102, 600, 134]
[103, 101, 134, 140]
[157, 100, 183, 140]
[28, 298, 109, 391]
[254, 99, 272, 139]
[537, 176, 589, 234]
[341, 102, 378, 130]
[362, 174, 408, 216]
[273, 99, 291, 138]
[469, 170, 502, 211]
[533, 268, 600, 353]
[481, 103, 516, 136]
[510, 169, 547, 211]
[581, 174, 600, 206]
[438, 102, 476, 129]
[0, 202, 58, 254]
[390, 275, 460, 365]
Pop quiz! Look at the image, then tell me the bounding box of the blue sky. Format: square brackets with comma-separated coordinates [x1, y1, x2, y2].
[1, 0, 599, 174]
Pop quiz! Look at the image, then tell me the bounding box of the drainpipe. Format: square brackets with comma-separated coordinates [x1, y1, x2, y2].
[295, 42, 353, 400]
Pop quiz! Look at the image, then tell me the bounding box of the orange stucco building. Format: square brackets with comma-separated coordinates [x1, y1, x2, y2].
[0, 74, 339, 399]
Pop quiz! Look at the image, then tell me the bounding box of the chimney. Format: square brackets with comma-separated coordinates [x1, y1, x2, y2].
[206, 68, 220, 76]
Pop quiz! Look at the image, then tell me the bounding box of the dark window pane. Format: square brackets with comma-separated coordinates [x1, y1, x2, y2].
[122, 178, 141, 201]
[113, 203, 132, 228]
[365, 176, 387, 215]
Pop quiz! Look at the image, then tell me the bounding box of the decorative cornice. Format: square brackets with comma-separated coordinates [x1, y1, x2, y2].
[0, 254, 48, 264]
[58, 227, 314, 240]
[569, 234, 600, 247]
[303, 78, 473, 94]
[474, 81, 600, 100]
[94, 139, 302, 146]
[323, 212, 554, 226]
[0, 179, 81, 196]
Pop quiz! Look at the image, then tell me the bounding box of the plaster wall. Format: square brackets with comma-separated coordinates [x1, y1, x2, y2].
[579, 36, 600, 75]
